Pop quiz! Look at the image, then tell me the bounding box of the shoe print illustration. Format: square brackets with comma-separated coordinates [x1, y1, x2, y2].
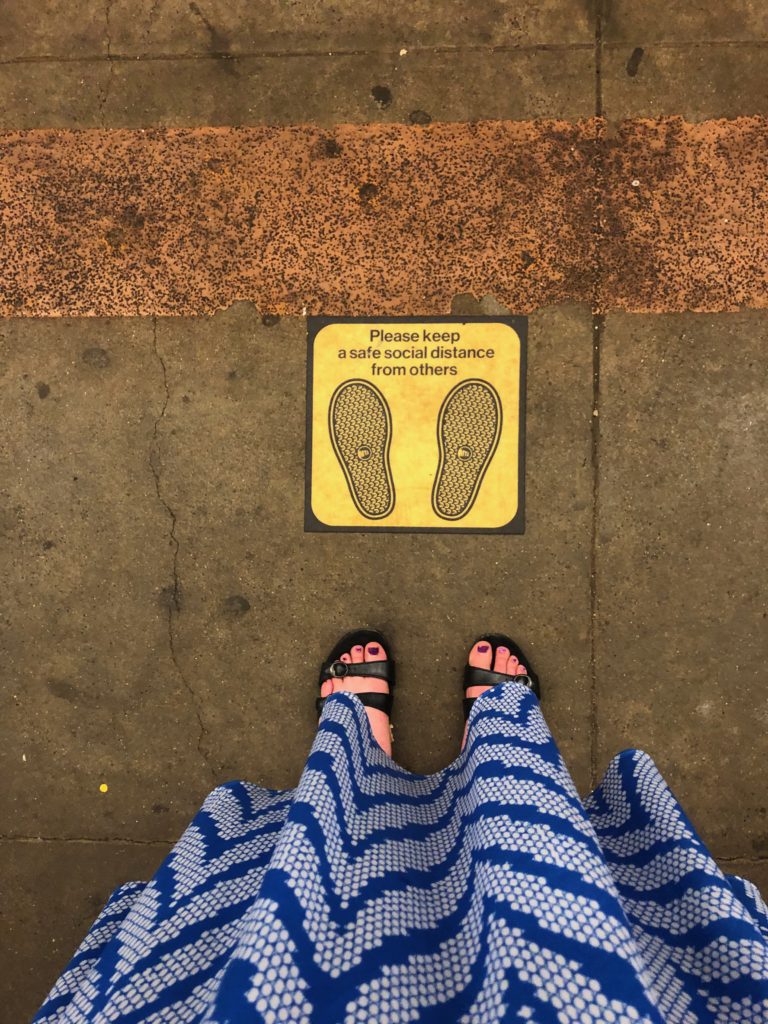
[329, 379, 395, 519]
[432, 379, 502, 520]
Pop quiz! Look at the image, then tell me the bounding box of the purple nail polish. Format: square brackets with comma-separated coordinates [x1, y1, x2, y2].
[498, 647, 508, 653]
[369, 646, 379, 655]
[478, 644, 489, 653]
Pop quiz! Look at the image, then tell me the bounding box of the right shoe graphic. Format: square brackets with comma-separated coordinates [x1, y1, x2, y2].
[432, 379, 502, 520]
[329, 379, 395, 519]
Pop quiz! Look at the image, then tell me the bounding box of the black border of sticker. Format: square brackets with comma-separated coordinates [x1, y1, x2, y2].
[304, 315, 527, 534]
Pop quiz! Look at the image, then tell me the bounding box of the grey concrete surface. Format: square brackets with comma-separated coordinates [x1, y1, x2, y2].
[595, 313, 768, 858]
[0, 49, 595, 129]
[1, 0, 593, 61]
[2, 1, 768, 1020]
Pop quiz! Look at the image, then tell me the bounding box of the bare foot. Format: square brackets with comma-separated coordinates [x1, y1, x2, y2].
[460, 640, 528, 751]
[319, 640, 393, 755]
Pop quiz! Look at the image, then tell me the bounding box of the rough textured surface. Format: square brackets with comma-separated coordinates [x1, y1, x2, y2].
[5, 118, 768, 317]
[601, 118, 768, 312]
[0, 121, 599, 317]
[595, 311, 768, 858]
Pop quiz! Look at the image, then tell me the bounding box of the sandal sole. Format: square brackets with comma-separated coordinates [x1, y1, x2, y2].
[432, 379, 502, 520]
[329, 380, 395, 519]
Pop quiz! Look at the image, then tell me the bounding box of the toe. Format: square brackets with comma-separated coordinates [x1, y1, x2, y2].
[468, 640, 492, 670]
[493, 645, 508, 672]
[365, 641, 386, 661]
[506, 653, 519, 675]
[350, 644, 365, 664]
[340, 652, 352, 664]
[518, 663, 527, 676]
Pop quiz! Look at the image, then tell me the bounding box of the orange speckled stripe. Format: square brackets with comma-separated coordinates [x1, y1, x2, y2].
[0, 118, 765, 317]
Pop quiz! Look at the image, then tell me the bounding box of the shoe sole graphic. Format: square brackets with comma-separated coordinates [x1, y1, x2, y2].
[432, 379, 502, 520]
[329, 379, 395, 519]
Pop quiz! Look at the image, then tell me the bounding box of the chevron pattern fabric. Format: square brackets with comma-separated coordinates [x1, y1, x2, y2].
[35, 684, 768, 1023]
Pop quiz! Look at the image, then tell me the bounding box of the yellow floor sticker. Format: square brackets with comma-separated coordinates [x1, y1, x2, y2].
[305, 317, 526, 533]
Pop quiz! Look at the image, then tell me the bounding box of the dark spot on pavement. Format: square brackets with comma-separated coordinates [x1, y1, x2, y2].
[121, 205, 145, 229]
[626, 47, 644, 77]
[409, 110, 432, 125]
[261, 313, 280, 326]
[521, 252, 535, 270]
[42, 539, 55, 550]
[371, 85, 392, 109]
[152, 803, 170, 814]
[359, 182, 379, 204]
[36, 382, 50, 399]
[105, 227, 124, 251]
[188, 0, 233, 61]
[48, 679, 81, 704]
[223, 594, 250, 618]
[227, 369, 237, 380]
[159, 585, 182, 612]
[182, 394, 191, 403]
[82, 347, 110, 369]
[311, 137, 342, 160]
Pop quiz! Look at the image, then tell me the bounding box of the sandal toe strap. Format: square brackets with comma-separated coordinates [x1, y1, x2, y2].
[320, 659, 395, 686]
[463, 666, 512, 688]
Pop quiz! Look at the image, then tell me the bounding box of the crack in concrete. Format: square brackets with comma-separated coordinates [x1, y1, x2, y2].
[149, 317, 214, 778]
[0, 835, 173, 846]
[98, 0, 116, 126]
[144, 0, 161, 50]
[6, 39, 768, 69]
[588, 1, 605, 790]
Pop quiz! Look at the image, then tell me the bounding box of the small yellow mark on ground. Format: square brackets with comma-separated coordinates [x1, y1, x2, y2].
[306, 318, 526, 533]
[99, 783, 109, 793]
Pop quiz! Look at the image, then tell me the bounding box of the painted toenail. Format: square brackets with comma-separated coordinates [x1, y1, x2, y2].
[369, 646, 379, 654]
[478, 644, 489, 653]
[498, 647, 508, 653]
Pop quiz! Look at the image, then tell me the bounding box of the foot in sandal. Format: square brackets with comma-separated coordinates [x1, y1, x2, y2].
[461, 634, 540, 751]
[317, 629, 395, 756]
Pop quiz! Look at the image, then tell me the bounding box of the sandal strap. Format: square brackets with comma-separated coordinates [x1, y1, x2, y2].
[317, 691, 394, 717]
[464, 665, 514, 688]
[320, 659, 395, 686]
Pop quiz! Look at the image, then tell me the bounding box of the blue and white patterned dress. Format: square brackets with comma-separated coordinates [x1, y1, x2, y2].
[36, 683, 768, 1023]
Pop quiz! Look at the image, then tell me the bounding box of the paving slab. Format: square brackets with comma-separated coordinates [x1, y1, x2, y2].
[602, 1, 768, 43]
[1, 0, 593, 61]
[602, 43, 768, 121]
[0, 318, 215, 843]
[595, 311, 768, 860]
[0, 49, 595, 130]
[0, 839, 169, 1024]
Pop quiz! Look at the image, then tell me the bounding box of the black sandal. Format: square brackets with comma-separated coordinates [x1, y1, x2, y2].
[317, 629, 395, 720]
[463, 633, 540, 721]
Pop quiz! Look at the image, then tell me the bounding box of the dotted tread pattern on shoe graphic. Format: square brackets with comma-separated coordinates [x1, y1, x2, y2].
[329, 379, 394, 519]
[432, 379, 502, 520]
